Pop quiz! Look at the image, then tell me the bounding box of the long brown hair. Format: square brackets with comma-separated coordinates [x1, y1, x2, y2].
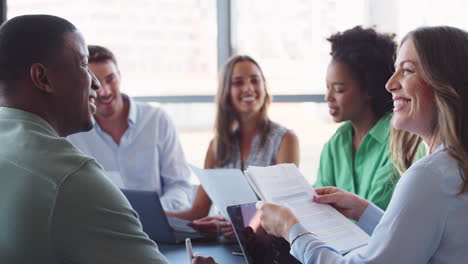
[214, 55, 272, 167]
[390, 26, 468, 193]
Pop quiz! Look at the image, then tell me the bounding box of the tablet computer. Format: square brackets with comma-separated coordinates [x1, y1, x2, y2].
[227, 202, 300, 264]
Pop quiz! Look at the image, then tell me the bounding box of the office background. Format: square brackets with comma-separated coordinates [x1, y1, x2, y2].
[4, 0, 468, 183]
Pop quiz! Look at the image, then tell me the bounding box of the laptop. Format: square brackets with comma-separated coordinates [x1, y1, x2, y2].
[121, 189, 202, 244]
[227, 202, 300, 264]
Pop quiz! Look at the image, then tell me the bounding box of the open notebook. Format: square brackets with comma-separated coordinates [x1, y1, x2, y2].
[244, 164, 370, 254]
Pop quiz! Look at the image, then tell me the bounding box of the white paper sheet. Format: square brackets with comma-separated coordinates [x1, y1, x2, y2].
[191, 166, 259, 219]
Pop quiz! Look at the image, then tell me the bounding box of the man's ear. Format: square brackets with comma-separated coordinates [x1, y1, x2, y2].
[30, 63, 53, 93]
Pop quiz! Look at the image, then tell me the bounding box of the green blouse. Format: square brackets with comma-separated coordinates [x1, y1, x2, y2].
[314, 114, 397, 210]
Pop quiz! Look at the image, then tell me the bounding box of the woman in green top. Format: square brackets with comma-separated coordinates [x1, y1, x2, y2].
[314, 26, 399, 210]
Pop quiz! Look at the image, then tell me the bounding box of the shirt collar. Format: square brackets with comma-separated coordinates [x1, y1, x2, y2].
[124, 93, 137, 126]
[434, 143, 446, 153]
[0, 107, 59, 137]
[367, 113, 392, 144]
[92, 93, 137, 132]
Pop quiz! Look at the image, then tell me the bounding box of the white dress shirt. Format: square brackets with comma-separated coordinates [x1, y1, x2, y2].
[68, 95, 192, 211]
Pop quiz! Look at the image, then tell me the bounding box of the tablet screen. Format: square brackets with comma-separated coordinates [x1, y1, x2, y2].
[227, 202, 300, 264]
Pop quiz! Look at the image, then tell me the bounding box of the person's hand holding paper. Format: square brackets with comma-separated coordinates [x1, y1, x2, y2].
[313, 187, 370, 221]
[256, 201, 299, 240]
[246, 164, 370, 253]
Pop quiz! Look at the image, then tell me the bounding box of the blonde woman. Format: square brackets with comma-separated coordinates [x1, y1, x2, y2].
[167, 55, 300, 237]
[258, 26, 468, 263]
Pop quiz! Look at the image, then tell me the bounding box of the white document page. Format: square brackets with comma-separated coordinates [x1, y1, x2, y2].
[191, 166, 259, 219]
[245, 164, 369, 254]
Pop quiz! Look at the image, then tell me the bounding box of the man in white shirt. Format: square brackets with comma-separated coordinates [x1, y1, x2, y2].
[68, 45, 192, 211]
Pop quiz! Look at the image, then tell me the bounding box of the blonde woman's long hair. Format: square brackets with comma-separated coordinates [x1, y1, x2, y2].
[214, 55, 272, 167]
[390, 26, 468, 193]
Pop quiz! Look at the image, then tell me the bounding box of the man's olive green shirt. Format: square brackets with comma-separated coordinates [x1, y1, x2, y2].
[0, 107, 168, 263]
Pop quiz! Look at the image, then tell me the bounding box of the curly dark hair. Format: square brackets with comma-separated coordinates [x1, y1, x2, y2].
[328, 26, 396, 117]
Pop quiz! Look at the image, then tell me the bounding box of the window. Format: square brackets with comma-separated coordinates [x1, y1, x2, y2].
[230, 0, 366, 182]
[231, 0, 366, 94]
[395, 0, 468, 38]
[8, 0, 218, 97]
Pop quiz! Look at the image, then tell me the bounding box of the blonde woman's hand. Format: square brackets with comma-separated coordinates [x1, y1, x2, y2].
[314, 187, 370, 221]
[256, 202, 299, 241]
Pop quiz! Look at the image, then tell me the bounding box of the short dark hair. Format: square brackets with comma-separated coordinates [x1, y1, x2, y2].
[88, 45, 118, 66]
[0, 14, 77, 80]
[328, 26, 396, 117]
